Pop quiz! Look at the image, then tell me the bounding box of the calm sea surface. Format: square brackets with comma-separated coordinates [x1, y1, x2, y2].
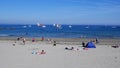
[0, 24, 120, 38]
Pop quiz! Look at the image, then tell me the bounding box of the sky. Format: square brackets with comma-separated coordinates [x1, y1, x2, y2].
[0, 0, 120, 25]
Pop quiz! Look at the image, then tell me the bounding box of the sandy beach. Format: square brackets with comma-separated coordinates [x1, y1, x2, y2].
[0, 37, 120, 68]
[1, 0, 120, 67]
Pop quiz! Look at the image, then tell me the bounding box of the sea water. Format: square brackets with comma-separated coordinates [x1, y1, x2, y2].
[0, 24, 120, 38]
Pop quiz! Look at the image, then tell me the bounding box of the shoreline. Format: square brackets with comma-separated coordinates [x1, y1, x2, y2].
[0, 37, 120, 46]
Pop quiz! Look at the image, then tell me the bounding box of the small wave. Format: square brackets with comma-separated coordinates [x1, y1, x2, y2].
[23, 25, 27, 28]
[0, 27, 16, 30]
[112, 26, 117, 28]
[85, 26, 89, 28]
[0, 34, 9, 36]
[0, 34, 17, 37]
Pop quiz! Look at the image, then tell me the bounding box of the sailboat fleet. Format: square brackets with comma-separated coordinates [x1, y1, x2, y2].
[36, 22, 73, 29]
[37, 22, 62, 29]
[53, 24, 62, 28]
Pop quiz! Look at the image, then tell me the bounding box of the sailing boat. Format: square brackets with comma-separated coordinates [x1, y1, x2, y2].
[37, 23, 46, 28]
[53, 24, 62, 29]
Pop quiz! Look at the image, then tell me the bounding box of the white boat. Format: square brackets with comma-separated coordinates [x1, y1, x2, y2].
[23, 25, 27, 28]
[85, 26, 89, 28]
[53, 24, 62, 29]
[37, 23, 46, 28]
[68, 25, 72, 28]
[42, 25, 46, 28]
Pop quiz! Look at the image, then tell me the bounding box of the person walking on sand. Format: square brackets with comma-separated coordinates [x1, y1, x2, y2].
[23, 38, 26, 45]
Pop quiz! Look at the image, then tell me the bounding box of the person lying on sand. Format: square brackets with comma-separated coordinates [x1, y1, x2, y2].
[37, 50, 46, 55]
[111, 45, 119, 48]
[65, 47, 74, 50]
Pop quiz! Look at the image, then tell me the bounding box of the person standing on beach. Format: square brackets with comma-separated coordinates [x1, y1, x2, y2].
[82, 42, 86, 47]
[53, 41, 56, 46]
[32, 38, 35, 42]
[23, 38, 26, 45]
[95, 38, 99, 44]
[17, 37, 20, 41]
[41, 36, 44, 41]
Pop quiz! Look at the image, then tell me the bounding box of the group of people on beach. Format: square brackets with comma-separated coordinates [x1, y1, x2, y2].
[13, 37, 26, 46]
[32, 50, 46, 55]
[17, 37, 26, 45]
[13, 36, 57, 47]
[16, 36, 45, 45]
[65, 38, 98, 51]
[31, 36, 47, 42]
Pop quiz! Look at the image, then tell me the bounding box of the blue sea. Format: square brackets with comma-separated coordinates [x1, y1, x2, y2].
[0, 24, 120, 38]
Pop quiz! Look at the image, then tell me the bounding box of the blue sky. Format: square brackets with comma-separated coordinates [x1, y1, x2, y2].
[0, 0, 120, 25]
